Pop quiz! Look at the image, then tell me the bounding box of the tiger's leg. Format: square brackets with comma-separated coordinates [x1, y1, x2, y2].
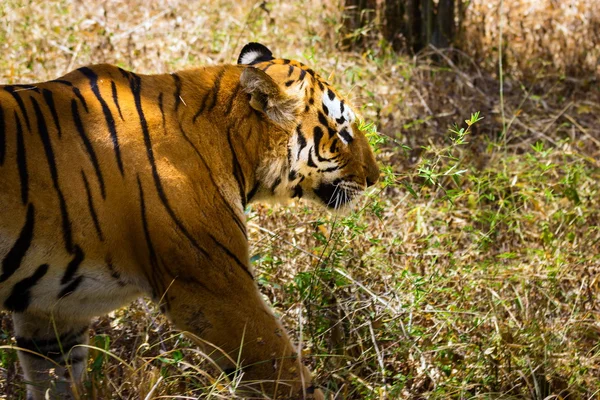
[162, 280, 324, 400]
[13, 312, 90, 400]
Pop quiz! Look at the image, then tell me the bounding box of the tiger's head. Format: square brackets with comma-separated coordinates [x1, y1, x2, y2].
[238, 43, 379, 210]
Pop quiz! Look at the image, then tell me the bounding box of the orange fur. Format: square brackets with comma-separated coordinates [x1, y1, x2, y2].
[0, 43, 379, 399]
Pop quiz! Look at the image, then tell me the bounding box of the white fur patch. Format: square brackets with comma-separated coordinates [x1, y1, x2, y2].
[239, 50, 263, 65]
[321, 91, 356, 144]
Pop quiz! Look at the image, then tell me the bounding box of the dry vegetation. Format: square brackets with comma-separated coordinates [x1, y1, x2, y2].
[1, 0, 599, 399]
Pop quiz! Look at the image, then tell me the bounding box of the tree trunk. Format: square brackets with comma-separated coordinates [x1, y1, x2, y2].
[381, 0, 405, 51]
[341, 0, 377, 50]
[347, 0, 463, 53]
[434, 0, 455, 48]
[421, 0, 434, 50]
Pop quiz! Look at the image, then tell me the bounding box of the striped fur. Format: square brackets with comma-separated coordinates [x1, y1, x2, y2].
[0, 43, 379, 399]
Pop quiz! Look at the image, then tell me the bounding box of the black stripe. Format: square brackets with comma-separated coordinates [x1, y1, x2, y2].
[226, 127, 247, 205]
[53, 80, 88, 112]
[322, 103, 329, 116]
[106, 260, 126, 286]
[207, 233, 254, 280]
[224, 83, 241, 116]
[4, 264, 49, 312]
[117, 67, 130, 80]
[58, 275, 84, 298]
[318, 111, 337, 138]
[72, 99, 106, 198]
[78, 67, 124, 175]
[329, 138, 338, 154]
[137, 176, 163, 297]
[319, 161, 347, 173]
[172, 73, 182, 112]
[313, 126, 324, 160]
[130, 73, 209, 258]
[336, 116, 346, 124]
[270, 176, 282, 192]
[179, 123, 247, 238]
[192, 92, 210, 123]
[61, 245, 84, 284]
[31, 97, 73, 253]
[338, 127, 353, 143]
[207, 68, 226, 111]
[340, 100, 345, 114]
[296, 125, 307, 159]
[15, 112, 28, 204]
[82, 171, 104, 241]
[0, 103, 5, 165]
[298, 69, 307, 81]
[247, 182, 259, 203]
[313, 126, 332, 162]
[4, 86, 31, 132]
[285, 80, 294, 87]
[292, 185, 303, 198]
[307, 150, 317, 167]
[106, 260, 127, 287]
[287, 65, 294, 77]
[318, 112, 329, 128]
[158, 92, 167, 133]
[111, 81, 124, 120]
[42, 89, 62, 137]
[0, 204, 35, 283]
[327, 88, 335, 101]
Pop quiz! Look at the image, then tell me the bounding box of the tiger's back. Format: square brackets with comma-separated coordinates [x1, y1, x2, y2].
[0, 43, 379, 399]
[0, 64, 254, 316]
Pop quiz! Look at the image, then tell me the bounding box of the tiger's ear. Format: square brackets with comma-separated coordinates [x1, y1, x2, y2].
[238, 43, 274, 65]
[240, 67, 298, 129]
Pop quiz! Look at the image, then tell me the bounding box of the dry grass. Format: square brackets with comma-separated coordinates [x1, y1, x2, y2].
[465, 0, 600, 78]
[1, 0, 599, 399]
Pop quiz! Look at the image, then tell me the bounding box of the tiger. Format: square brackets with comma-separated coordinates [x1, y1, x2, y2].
[0, 42, 379, 399]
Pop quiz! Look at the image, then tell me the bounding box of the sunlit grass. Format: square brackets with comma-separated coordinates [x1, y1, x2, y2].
[1, 0, 599, 399]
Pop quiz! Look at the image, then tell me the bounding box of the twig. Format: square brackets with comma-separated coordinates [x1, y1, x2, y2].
[367, 319, 386, 385]
[541, 101, 573, 134]
[144, 376, 163, 400]
[248, 223, 321, 261]
[564, 113, 600, 148]
[65, 40, 82, 74]
[111, 8, 172, 43]
[333, 267, 401, 317]
[511, 118, 559, 146]
[427, 44, 488, 99]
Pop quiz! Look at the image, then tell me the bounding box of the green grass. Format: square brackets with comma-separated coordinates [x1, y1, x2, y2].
[1, 0, 599, 398]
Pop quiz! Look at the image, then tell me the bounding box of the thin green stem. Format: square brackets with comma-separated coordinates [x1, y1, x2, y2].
[499, 0, 507, 164]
